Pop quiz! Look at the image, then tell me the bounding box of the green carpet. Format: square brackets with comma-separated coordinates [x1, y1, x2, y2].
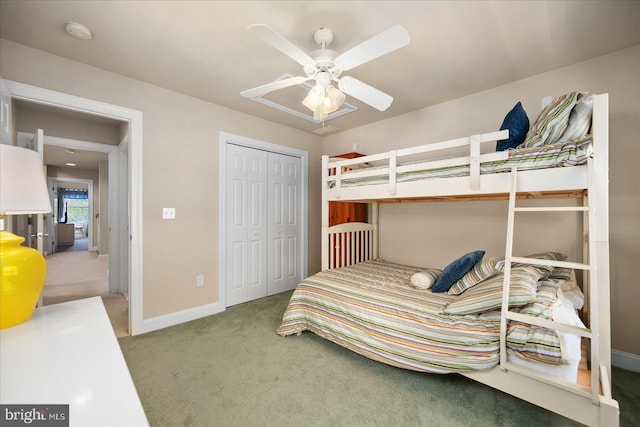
[119, 291, 639, 427]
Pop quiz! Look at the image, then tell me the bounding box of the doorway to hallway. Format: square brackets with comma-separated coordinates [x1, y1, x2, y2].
[42, 250, 129, 337]
[3, 77, 144, 334]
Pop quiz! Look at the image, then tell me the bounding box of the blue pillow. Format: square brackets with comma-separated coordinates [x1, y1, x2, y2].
[496, 102, 529, 151]
[431, 250, 485, 293]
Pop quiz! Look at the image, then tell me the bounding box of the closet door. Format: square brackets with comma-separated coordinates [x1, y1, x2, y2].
[268, 152, 302, 295]
[225, 144, 268, 306]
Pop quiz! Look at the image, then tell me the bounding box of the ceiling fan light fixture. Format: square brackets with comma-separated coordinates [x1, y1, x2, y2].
[326, 86, 346, 112]
[302, 84, 325, 111]
[302, 83, 345, 115]
[244, 24, 410, 122]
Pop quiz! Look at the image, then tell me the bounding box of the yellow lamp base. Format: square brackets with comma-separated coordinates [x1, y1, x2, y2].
[0, 230, 47, 329]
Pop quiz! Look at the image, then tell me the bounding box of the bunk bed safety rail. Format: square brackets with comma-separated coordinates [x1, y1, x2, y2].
[470, 134, 481, 190]
[324, 129, 509, 197]
[389, 150, 397, 195]
[326, 222, 376, 270]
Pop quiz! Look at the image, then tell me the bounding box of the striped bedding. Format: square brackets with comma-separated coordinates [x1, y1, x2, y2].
[277, 260, 569, 374]
[333, 136, 592, 188]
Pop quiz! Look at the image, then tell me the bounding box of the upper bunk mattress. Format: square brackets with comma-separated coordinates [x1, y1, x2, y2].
[331, 136, 592, 189]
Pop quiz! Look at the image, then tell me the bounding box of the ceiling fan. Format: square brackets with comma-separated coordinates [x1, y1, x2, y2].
[240, 24, 411, 121]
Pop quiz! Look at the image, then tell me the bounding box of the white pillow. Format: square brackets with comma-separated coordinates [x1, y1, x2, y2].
[410, 269, 441, 290]
[557, 94, 594, 143]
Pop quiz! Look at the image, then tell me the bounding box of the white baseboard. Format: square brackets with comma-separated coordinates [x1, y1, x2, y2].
[97, 253, 109, 260]
[135, 301, 225, 335]
[612, 349, 640, 372]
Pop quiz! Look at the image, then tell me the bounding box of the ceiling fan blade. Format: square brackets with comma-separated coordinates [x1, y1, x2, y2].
[248, 24, 315, 67]
[338, 76, 393, 111]
[241, 76, 308, 99]
[335, 25, 410, 71]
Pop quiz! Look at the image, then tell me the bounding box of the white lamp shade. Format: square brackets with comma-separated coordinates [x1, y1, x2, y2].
[302, 85, 325, 111]
[303, 84, 347, 120]
[325, 86, 346, 114]
[0, 144, 52, 215]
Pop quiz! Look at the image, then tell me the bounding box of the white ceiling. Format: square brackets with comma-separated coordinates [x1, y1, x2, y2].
[13, 100, 120, 170]
[44, 145, 108, 171]
[1, 1, 639, 135]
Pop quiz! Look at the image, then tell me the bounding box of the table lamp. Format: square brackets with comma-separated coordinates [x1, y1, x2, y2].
[0, 144, 52, 329]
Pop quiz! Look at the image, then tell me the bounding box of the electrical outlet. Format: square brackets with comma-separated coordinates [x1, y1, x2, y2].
[162, 207, 176, 219]
[196, 275, 204, 287]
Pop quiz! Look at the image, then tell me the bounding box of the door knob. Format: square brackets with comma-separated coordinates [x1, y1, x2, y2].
[30, 233, 49, 238]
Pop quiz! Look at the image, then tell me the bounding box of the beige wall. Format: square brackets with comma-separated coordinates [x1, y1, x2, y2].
[15, 102, 122, 146]
[0, 39, 323, 320]
[323, 45, 640, 355]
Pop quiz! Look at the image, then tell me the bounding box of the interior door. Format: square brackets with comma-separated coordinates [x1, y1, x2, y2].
[118, 140, 130, 295]
[0, 79, 10, 145]
[225, 144, 268, 306]
[16, 129, 47, 255]
[33, 129, 46, 256]
[18, 129, 48, 306]
[267, 152, 302, 294]
[46, 177, 57, 254]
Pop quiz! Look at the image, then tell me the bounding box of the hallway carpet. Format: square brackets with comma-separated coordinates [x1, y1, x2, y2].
[118, 291, 640, 426]
[55, 237, 89, 252]
[43, 250, 129, 337]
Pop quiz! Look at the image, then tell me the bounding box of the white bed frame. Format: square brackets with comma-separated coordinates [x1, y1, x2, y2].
[320, 94, 618, 426]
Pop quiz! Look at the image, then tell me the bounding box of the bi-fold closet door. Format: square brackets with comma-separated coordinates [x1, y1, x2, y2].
[225, 143, 302, 307]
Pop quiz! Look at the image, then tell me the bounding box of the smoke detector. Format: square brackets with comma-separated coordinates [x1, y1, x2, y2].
[65, 22, 93, 40]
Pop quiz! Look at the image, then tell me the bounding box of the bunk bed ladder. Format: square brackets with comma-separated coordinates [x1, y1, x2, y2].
[500, 165, 600, 405]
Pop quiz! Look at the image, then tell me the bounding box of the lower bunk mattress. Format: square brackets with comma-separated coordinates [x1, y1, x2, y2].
[277, 259, 584, 377]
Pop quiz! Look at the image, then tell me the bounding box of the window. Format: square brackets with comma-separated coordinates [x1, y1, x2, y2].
[57, 188, 88, 224]
[65, 198, 89, 224]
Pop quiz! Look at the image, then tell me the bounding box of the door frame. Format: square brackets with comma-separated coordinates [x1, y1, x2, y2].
[47, 176, 94, 253]
[1, 78, 145, 335]
[18, 131, 106, 255]
[35, 133, 116, 262]
[219, 131, 308, 308]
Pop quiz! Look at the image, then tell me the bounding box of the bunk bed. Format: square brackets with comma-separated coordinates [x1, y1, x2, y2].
[277, 93, 618, 426]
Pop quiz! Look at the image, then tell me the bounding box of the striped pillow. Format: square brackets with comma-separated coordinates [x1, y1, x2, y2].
[496, 251, 567, 277]
[448, 256, 502, 295]
[548, 267, 573, 281]
[443, 266, 543, 315]
[410, 269, 442, 289]
[507, 282, 563, 365]
[521, 92, 583, 148]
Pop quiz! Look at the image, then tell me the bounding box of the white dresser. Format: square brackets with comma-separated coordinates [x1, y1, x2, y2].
[0, 297, 148, 426]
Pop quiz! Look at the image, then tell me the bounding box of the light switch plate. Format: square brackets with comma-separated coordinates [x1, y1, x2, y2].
[162, 207, 175, 219]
